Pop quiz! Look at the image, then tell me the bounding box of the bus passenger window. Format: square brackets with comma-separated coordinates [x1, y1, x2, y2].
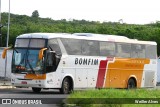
[82, 40, 99, 56]
[100, 42, 115, 56]
[146, 45, 156, 59]
[61, 39, 82, 55]
[131, 44, 145, 58]
[48, 39, 62, 56]
[116, 43, 131, 58]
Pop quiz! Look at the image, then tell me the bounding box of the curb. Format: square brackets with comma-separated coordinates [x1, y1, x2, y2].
[0, 80, 15, 89]
[0, 85, 15, 89]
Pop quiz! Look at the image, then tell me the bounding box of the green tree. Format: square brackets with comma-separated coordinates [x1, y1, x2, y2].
[31, 10, 39, 18]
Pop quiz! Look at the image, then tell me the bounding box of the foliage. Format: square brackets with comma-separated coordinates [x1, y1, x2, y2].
[31, 10, 39, 18]
[64, 89, 160, 107]
[1, 12, 160, 55]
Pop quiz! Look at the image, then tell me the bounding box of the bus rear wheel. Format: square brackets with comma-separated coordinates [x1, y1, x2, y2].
[60, 78, 71, 94]
[127, 78, 136, 89]
[32, 87, 41, 93]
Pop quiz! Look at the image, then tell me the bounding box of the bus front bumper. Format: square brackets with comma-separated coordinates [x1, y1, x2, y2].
[11, 79, 47, 88]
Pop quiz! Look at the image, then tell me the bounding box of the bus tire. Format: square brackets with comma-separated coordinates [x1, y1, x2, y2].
[32, 87, 41, 93]
[127, 78, 136, 89]
[60, 78, 71, 94]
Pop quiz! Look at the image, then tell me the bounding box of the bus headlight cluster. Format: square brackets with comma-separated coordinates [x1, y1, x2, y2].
[35, 80, 41, 83]
[47, 79, 53, 84]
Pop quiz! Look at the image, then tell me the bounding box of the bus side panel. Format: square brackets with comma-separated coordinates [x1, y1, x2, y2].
[141, 59, 157, 87]
[88, 69, 98, 88]
[63, 56, 102, 89]
[75, 68, 88, 88]
[104, 58, 150, 88]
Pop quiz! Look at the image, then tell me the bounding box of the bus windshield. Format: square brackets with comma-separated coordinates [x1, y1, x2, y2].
[12, 48, 44, 74]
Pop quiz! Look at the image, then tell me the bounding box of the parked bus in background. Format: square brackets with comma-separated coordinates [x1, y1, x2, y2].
[2, 33, 157, 94]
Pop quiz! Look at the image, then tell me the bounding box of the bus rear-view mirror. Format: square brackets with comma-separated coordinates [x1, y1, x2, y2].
[39, 48, 47, 60]
[2, 47, 10, 59]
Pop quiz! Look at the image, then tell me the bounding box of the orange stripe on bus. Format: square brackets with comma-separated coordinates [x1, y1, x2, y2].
[24, 74, 46, 80]
[104, 58, 150, 88]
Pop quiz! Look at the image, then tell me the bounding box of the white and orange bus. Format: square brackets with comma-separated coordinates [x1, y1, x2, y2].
[2, 33, 157, 94]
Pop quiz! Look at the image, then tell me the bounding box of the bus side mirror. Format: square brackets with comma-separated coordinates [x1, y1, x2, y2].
[2, 48, 10, 59]
[39, 48, 47, 60]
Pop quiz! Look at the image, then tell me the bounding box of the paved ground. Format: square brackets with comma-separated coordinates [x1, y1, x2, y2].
[0, 80, 68, 107]
[0, 88, 68, 107]
[0, 80, 14, 89]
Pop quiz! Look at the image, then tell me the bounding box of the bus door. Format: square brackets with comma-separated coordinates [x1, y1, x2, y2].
[46, 39, 62, 87]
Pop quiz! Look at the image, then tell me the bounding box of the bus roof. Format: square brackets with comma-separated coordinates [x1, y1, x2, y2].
[17, 33, 157, 45]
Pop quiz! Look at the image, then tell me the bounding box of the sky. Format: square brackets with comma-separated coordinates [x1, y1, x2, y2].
[1, 0, 160, 24]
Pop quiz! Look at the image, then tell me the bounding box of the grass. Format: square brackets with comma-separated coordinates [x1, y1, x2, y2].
[63, 89, 160, 107]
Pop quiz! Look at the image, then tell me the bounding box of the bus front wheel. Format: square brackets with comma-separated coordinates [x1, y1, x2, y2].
[127, 78, 136, 89]
[32, 87, 41, 93]
[60, 78, 71, 94]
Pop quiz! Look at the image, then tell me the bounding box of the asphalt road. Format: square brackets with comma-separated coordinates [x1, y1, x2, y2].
[0, 88, 68, 107]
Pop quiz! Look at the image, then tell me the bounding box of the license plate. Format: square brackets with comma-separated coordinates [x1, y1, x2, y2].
[21, 81, 27, 84]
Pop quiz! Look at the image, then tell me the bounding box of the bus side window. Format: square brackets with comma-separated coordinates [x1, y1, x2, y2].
[100, 42, 115, 56]
[131, 44, 145, 58]
[81, 40, 90, 55]
[146, 45, 157, 59]
[116, 43, 131, 58]
[48, 39, 62, 56]
[82, 40, 99, 56]
[61, 39, 82, 55]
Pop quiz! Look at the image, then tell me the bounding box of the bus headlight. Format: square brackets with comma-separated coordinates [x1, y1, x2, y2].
[36, 80, 41, 83]
[47, 79, 53, 84]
